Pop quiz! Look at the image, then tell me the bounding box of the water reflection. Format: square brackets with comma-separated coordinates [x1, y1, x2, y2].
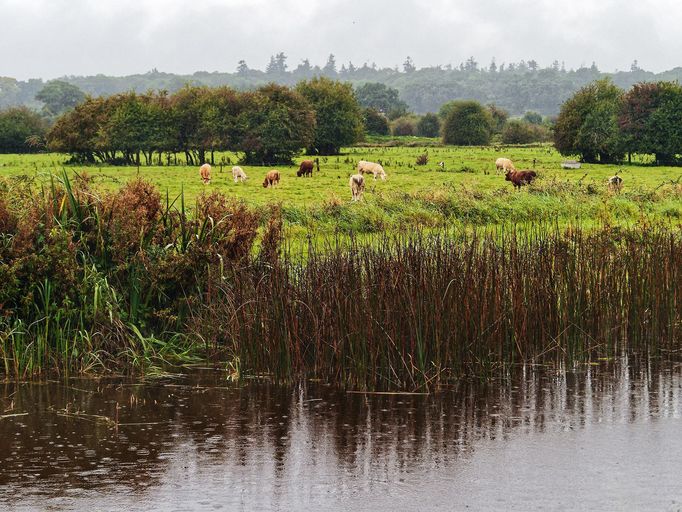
[1, 356, 680, 511]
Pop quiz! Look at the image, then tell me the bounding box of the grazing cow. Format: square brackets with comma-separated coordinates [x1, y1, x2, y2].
[297, 159, 316, 177]
[608, 174, 623, 192]
[505, 169, 537, 189]
[263, 169, 281, 188]
[495, 157, 516, 174]
[349, 173, 365, 201]
[357, 160, 386, 180]
[199, 163, 212, 184]
[232, 166, 248, 183]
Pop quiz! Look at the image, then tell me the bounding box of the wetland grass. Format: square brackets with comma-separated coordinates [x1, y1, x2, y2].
[0, 170, 679, 388]
[197, 225, 681, 390]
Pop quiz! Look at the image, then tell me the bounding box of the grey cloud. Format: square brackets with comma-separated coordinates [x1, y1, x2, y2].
[1, 0, 680, 79]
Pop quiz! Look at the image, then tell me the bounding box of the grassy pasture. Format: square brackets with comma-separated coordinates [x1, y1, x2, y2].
[1, 144, 681, 237]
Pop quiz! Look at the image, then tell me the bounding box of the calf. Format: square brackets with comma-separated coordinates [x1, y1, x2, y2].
[349, 173, 365, 201]
[263, 169, 281, 188]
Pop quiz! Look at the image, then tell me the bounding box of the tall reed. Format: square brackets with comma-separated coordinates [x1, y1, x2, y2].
[194, 225, 681, 390]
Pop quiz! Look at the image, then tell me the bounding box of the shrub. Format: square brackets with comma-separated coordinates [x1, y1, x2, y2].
[501, 120, 552, 144]
[0, 107, 48, 153]
[363, 108, 390, 136]
[416, 113, 441, 137]
[441, 100, 493, 145]
[391, 116, 417, 136]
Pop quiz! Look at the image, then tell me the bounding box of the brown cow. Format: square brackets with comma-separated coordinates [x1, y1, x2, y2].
[297, 159, 319, 177]
[505, 169, 537, 189]
[263, 169, 281, 188]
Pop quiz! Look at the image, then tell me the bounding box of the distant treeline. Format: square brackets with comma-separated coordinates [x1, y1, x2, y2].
[3, 56, 682, 116]
[46, 78, 363, 165]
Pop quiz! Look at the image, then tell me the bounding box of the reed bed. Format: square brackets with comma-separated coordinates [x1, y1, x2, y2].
[200, 226, 681, 390]
[0, 173, 680, 388]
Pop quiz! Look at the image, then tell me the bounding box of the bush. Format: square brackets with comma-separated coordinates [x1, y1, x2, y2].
[0, 107, 48, 153]
[0, 173, 278, 375]
[488, 104, 509, 133]
[501, 120, 551, 144]
[441, 101, 493, 145]
[416, 113, 441, 137]
[391, 116, 417, 136]
[363, 108, 390, 135]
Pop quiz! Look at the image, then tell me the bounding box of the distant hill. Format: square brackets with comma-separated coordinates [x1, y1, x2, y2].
[2, 59, 682, 116]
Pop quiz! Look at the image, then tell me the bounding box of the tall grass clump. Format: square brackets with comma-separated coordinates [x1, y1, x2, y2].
[191, 225, 681, 390]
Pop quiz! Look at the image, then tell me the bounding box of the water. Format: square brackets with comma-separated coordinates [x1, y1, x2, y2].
[1, 357, 681, 511]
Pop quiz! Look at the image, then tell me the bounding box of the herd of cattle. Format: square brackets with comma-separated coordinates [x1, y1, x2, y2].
[196, 157, 624, 200]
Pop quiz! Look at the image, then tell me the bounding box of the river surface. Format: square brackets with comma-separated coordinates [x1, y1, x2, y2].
[1, 356, 681, 511]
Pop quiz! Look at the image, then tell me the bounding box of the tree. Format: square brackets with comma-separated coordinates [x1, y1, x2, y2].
[105, 93, 153, 165]
[296, 77, 364, 154]
[0, 107, 48, 153]
[363, 108, 390, 135]
[239, 84, 315, 164]
[403, 56, 416, 73]
[236, 60, 249, 75]
[554, 79, 623, 163]
[266, 53, 287, 74]
[355, 83, 408, 120]
[416, 113, 440, 137]
[464, 56, 478, 72]
[35, 80, 86, 117]
[47, 96, 112, 162]
[170, 86, 212, 165]
[487, 104, 509, 133]
[523, 111, 543, 124]
[619, 81, 682, 164]
[293, 59, 312, 78]
[441, 100, 493, 145]
[323, 54, 337, 76]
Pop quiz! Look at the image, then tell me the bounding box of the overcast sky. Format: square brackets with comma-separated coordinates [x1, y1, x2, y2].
[2, 0, 681, 80]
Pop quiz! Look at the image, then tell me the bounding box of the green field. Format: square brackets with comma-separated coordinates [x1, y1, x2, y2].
[1, 144, 681, 236]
